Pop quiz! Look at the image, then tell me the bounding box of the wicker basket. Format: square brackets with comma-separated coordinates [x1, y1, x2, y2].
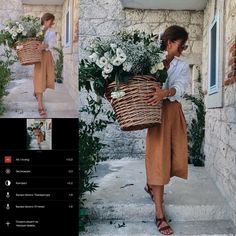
[15, 38, 42, 65]
[105, 75, 162, 131]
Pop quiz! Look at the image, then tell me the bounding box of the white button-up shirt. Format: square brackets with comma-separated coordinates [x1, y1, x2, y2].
[43, 29, 57, 51]
[163, 56, 191, 102]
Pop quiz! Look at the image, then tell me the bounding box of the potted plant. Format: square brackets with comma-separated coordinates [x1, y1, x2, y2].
[53, 47, 64, 83]
[79, 30, 168, 131]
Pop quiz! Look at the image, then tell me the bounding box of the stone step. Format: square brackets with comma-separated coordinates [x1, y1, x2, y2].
[84, 160, 231, 222]
[1, 78, 78, 118]
[0, 109, 78, 118]
[80, 220, 236, 236]
[5, 101, 77, 111]
[87, 203, 229, 222]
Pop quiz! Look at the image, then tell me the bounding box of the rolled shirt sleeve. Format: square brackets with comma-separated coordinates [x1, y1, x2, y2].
[167, 60, 191, 102]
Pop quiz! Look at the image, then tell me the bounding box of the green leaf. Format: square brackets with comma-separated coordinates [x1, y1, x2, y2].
[79, 208, 88, 217]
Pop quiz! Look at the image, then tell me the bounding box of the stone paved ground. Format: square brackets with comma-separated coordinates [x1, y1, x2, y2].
[29, 139, 51, 150]
[0, 78, 78, 118]
[80, 159, 236, 236]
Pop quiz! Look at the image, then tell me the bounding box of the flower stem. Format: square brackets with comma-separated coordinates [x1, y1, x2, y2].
[115, 73, 119, 91]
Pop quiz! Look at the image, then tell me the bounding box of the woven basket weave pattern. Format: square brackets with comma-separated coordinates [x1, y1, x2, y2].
[106, 75, 162, 131]
[16, 38, 42, 65]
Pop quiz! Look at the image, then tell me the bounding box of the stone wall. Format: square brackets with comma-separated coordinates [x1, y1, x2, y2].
[62, 0, 79, 105]
[79, 0, 204, 159]
[203, 0, 236, 225]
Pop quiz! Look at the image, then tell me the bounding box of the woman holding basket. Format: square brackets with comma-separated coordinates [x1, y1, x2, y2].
[34, 13, 56, 117]
[145, 25, 191, 235]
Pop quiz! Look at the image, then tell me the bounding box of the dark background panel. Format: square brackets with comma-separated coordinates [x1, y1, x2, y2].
[52, 119, 78, 150]
[0, 119, 26, 150]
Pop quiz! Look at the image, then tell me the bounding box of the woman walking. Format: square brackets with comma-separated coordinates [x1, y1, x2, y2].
[34, 13, 56, 117]
[145, 25, 191, 235]
[32, 127, 44, 150]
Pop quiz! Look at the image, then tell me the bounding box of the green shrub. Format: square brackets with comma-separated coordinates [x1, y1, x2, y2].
[53, 47, 64, 83]
[0, 48, 16, 114]
[79, 95, 115, 231]
[184, 71, 205, 166]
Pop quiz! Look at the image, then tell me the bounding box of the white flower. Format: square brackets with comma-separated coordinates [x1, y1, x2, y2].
[110, 43, 117, 48]
[99, 56, 108, 66]
[150, 65, 158, 74]
[102, 71, 109, 79]
[36, 31, 44, 37]
[22, 31, 27, 36]
[111, 90, 126, 99]
[112, 57, 123, 66]
[89, 52, 98, 62]
[110, 43, 117, 52]
[12, 32, 17, 37]
[116, 48, 125, 56]
[104, 52, 111, 60]
[4, 26, 10, 31]
[19, 24, 24, 30]
[17, 28, 23, 33]
[123, 62, 132, 72]
[16, 45, 23, 50]
[157, 62, 165, 70]
[151, 62, 165, 74]
[118, 53, 127, 63]
[96, 56, 108, 68]
[103, 63, 113, 74]
[9, 29, 13, 35]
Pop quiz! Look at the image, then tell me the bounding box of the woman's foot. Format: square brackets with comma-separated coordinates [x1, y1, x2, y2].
[144, 184, 154, 201]
[155, 216, 173, 235]
[38, 108, 47, 117]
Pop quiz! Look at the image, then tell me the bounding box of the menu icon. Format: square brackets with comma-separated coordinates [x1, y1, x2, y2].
[4, 156, 12, 164]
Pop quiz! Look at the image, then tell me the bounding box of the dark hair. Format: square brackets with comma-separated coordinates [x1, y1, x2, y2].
[160, 25, 188, 50]
[41, 13, 55, 25]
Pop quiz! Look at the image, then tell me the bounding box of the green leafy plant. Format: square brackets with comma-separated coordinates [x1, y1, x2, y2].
[0, 48, 17, 115]
[53, 47, 64, 83]
[184, 72, 206, 166]
[79, 95, 115, 231]
[79, 30, 168, 98]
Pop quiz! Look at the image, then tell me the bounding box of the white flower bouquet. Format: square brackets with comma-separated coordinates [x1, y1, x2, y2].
[79, 30, 168, 131]
[0, 15, 44, 65]
[79, 30, 168, 98]
[0, 15, 44, 48]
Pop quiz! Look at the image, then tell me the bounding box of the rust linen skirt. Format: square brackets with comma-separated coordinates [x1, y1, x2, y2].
[145, 99, 188, 185]
[33, 50, 55, 93]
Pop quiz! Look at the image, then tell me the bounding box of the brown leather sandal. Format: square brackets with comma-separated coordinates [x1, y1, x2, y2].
[155, 216, 173, 235]
[144, 184, 154, 201]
